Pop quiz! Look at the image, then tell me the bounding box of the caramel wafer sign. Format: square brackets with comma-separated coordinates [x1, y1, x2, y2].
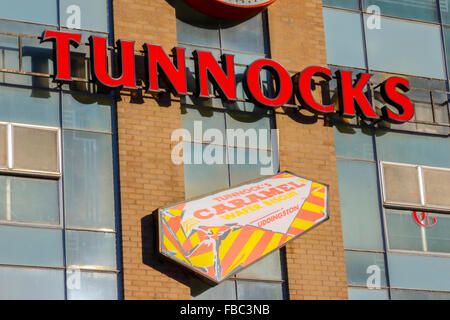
[158, 172, 329, 283]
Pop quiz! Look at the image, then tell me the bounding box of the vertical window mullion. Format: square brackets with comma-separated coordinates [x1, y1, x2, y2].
[7, 124, 13, 169]
[418, 166, 426, 206]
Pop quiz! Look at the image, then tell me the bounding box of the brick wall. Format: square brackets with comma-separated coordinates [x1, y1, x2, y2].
[268, 0, 348, 299]
[113, 0, 348, 300]
[113, 0, 191, 300]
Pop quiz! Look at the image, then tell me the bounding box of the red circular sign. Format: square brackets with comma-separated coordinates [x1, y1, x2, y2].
[182, 0, 277, 20]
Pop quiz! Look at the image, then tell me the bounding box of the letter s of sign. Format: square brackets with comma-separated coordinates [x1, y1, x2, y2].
[380, 77, 414, 123]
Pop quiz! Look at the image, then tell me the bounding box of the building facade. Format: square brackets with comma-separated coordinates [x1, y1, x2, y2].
[0, 0, 447, 300]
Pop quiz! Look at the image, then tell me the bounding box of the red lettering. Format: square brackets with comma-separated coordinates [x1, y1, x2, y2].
[90, 36, 137, 89]
[145, 44, 187, 96]
[295, 66, 334, 114]
[193, 209, 214, 220]
[277, 183, 295, 192]
[41, 30, 81, 81]
[244, 59, 292, 107]
[194, 51, 236, 100]
[336, 70, 378, 120]
[259, 188, 283, 198]
[245, 194, 267, 205]
[212, 204, 235, 215]
[380, 77, 414, 123]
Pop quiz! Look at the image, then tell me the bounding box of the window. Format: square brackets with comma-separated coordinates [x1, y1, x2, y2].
[381, 162, 450, 212]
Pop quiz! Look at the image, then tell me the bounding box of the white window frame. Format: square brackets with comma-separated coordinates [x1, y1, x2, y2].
[0, 121, 61, 178]
[380, 161, 450, 213]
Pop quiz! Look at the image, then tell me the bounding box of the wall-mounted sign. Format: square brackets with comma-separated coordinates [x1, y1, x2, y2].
[41, 30, 416, 125]
[158, 172, 328, 283]
[412, 211, 437, 227]
[181, 0, 277, 20]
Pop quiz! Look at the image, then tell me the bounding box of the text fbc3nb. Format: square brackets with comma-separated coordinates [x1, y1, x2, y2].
[42, 30, 414, 124]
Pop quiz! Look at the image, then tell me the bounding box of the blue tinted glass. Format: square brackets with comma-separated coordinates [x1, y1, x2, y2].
[66, 230, 116, 269]
[364, 16, 445, 79]
[0, 85, 59, 126]
[63, 131, 115, 230]
[220, 14, 266, 54]
[348, 288, 389, 300]
[441, 0, 450, 24]
[388, 254, 450, 291]
[391, 289, 450, 300]
[67, 271, 117, 300]
[236, 281, 284, 300]
[0, 266, 64, 300]
[183, 142, 229, 199]
[337, 160, 383, 250]
[0, 0, 57, 25]
[192, 279, 237, 300]
[323, 0, 360, 10]
[225, 112, 272, 149]
[425, 213, 450, 253]
[345, 251, 387, 287]
[60, 0, 108, 32]
[181, 107, 225, 140]
[63, 93, 112, 133]
[375, 130, 450, 168]
[236, 250, 283, 281]
[364, 0, 438, 22]
[8, 176, 59, 224]
[0, 35, 19, 71]
[385, 209, 423, 252]
[323, 9, 366, 68]
[0, 225, 63, 267]
[334, 126, 374, 160]
[228, 148, 274, 186]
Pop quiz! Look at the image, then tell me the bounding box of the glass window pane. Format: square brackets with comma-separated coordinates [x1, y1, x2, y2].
[382, 163, 421, 205]
[0, 0, 57, 25]
[364, 16, 445, 79]
[364, 0, 438, 22]
[0, 124, 6, 167]
[334, 126, 374, 161]
[440, 0, 450, 25]
[0, 86, 59, 126]
[0, 35, 19, 71]
[13, 126, 59, 173]
[64, 131, 115, 230]
[60, 0, 108, 32]
[0, 225, 63, 267]
[323, 9, 366, 68]
[225, 112, 272, 149]
[385, 209, 423, 251]
[375, 130, 450, 168]
[324, 0, 360, 9]
[67, 271, 117, 300]
[391, 289, 450, 300]
[183, 142, 229, 199]
[348, 288, 389, 300]
[236, 250, 283, 281]
[345, 251, 387, 287]
[337, 160, 384, 250]
[63, 93, 112, 133]
[422, 168, 450, 208]
[8, 176, 59, 224]
[432, 92, 450, 125]
[176, 12, 220, 47]
[181, 107, 225, 142]
[191, 278, 237, 300]
[221, 14, 266, 54]
[228, 148, 274, 186]
[388, 254, 450, 291]
[236, 280, 284, 300]
[0, 266, 64, 300]
[66, 230, 116, 270]
[426, 213, 450, 253]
